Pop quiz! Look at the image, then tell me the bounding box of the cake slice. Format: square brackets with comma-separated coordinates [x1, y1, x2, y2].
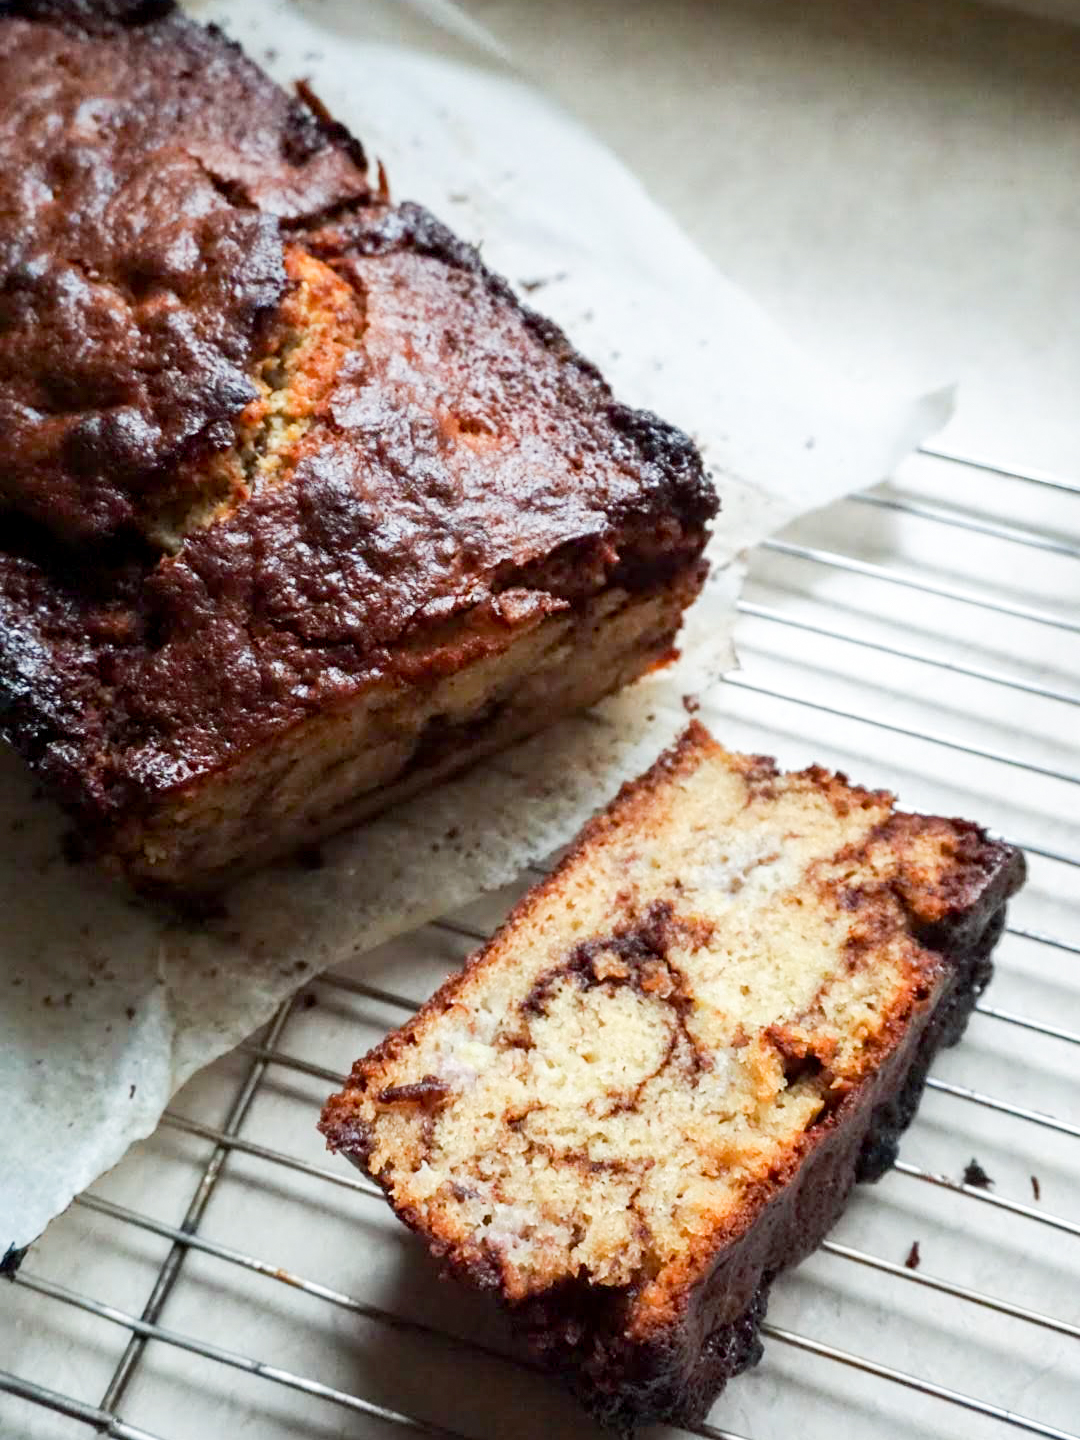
[0, 2, 715, 892]
[320, 722, 1025, 1431]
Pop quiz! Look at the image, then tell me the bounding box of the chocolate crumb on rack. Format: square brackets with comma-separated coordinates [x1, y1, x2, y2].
[1, 1244, 27, 1279]
[963, 1158, 994, 1190]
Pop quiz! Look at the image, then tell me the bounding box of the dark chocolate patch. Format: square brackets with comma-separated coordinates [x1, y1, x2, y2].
[376, 1075, 449, 1108]
[60, 829, 87, 866]
[1, 1244, 26, 1278]
[778, 1049, 825, 1088]
[169, 891, 230, 926]
[962, 1157, 993, 1189]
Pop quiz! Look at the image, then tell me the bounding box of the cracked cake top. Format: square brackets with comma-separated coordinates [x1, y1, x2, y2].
[0, 0, 370, 546]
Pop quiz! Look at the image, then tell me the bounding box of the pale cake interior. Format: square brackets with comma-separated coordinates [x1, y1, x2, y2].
[349, 733, 968, 1309]
[147, 245, 364, 550]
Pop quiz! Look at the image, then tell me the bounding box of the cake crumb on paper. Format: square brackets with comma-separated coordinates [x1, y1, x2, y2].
[963, 1158, 994, 1189]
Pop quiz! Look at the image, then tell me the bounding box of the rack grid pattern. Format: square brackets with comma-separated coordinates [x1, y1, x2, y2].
[3, 442, 1077, 1440]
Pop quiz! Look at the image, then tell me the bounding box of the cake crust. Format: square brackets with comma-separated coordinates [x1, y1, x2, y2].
[0, 0, 370, 546]
[321, 723, 1025, 1430]
[0, 2, 716, 888]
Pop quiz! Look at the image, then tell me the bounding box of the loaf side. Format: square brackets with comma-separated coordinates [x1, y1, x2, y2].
[0, 2, 717, 889]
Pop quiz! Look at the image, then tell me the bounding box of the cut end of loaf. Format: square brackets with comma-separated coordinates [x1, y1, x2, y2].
[321, 724, 1024, 1337]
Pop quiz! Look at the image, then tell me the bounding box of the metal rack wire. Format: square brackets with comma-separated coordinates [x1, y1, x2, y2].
[2, 444, 1078, 1440]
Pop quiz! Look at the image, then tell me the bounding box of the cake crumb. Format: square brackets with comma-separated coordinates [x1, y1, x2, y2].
[1031, 1175, 1041, 1201]
[904, 1241, 921, 1270]
[2, 1244, 27, 1279]
[682, 694, 700, 714]
[519, 272, 566, 294]
[963, 1158, 993, 1189]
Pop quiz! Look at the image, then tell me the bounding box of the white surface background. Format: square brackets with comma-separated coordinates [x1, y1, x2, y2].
[463, 0, 1080, 476]
[4, 4, 1079, 1440]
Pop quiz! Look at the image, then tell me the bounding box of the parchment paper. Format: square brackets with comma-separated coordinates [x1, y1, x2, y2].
[0, 0, 952, 1257]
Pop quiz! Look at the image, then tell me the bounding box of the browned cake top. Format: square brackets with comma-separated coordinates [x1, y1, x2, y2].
[0, 0, 370, 546]
[0, 3, 717, 825]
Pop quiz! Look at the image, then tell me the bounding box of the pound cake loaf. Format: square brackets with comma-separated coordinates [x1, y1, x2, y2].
[0, 1, 716, 892]
[321, 722, 1025, 1431]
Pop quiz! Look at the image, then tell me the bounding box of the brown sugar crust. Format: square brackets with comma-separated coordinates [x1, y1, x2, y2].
[0, 0, 369, 547]
[321, 723, 1025, 1430]
[0, 4, 716, 882]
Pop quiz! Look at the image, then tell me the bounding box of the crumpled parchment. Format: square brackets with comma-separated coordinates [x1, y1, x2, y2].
[0, 0, 952, 1256]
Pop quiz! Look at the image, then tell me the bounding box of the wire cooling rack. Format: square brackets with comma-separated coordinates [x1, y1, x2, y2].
[2, 442, 1078, 1440]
